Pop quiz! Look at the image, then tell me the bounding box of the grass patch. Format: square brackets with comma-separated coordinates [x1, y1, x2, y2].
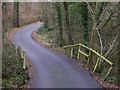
[2, 37, 29, 88]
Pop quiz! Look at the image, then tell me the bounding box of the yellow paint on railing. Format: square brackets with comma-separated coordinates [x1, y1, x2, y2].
[23, 51, 26, 69]
[63, 43, 80, 49]
[87, 50, 91, 65]
[93, 58, 100, 72]
[104, 66, 113, 79]
[20, 48, 24, 58]
[77, 46, 81, 59]
[63, 43, 113, 79]
[78, 50, 89, 57]
[19, 47, 26, 69]
[70, 47, 73, 58]
[89, 48, 113, 65]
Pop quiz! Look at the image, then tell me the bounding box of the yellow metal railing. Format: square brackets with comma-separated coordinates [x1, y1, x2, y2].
[16, 46, 26, 69]
[63, 43, 114, 79]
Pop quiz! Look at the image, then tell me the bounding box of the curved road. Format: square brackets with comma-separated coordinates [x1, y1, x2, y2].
[13, 23, 102, 88]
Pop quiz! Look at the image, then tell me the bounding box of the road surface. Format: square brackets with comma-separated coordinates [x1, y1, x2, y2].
[13, 23, 102, 88]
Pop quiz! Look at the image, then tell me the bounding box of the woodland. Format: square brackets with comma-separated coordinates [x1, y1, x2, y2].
[2, 2, 119, 88]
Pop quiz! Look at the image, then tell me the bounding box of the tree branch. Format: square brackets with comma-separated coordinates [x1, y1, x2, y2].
[85, 1, 104, 55]
[97, 3, 118, 29]
[84, 0, 94, 19]
[96, 8, 107, 25]
[104, 34, 119, 57]
[96, 28, 103, 55]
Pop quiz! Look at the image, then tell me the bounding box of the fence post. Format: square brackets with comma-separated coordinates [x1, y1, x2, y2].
[15, 45, 18, 55]
[87, 50, 91, 65]
[77, 45, 81, 59]
[17, 46, 21, 63]
[23, 51, 26, 69]
[70, 47, 73, 58]
[93, 58, 100, 73]
[64, 48, 66, 54]
[20, 48, 24, 59]
[103, 66, 113, 80]
[19, 47, 26, 69]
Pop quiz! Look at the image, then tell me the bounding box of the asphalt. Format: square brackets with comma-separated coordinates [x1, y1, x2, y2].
[13, 23, 102, 88]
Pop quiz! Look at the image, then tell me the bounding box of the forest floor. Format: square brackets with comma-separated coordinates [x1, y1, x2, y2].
[32, 30, 119, 88]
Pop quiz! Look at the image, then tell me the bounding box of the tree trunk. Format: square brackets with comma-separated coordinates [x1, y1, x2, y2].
[55, 3, 64, 47]
[63, 2, 73, 45]
[14, 2, 19, 27]
[80, 3, 89, 45]
[43, 3, 48, 28]
[2, 2, 8, 37]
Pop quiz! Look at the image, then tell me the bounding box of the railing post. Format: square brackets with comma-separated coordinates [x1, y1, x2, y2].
[93, 58, 100, 73]
[64, 49, 66, 54]
[23, 51, 26, 69]
[19, 47, 26, 69]
[70, 47, 73, 58]
[87, 50, 91, 65]
[63, 43, 114, 80]
[17, 46, 21, 63]
[103, 66, 113, 80]
[20, 47, 23, 59]
[15, 45, 18, 54]
[77, 45, 81, 59]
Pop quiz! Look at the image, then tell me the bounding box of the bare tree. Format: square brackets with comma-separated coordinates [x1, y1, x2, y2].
[85, 1, 118, 55]
[84, 1, 119, 68]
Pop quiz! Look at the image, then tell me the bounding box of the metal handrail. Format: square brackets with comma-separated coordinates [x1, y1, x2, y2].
[63, 43, 113, 79]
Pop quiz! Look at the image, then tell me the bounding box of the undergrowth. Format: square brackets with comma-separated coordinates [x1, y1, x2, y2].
[37, 26, 52, 35]
[2, 37, 29, 88]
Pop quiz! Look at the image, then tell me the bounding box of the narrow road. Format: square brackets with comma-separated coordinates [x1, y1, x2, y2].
[13, 23, 102, 88]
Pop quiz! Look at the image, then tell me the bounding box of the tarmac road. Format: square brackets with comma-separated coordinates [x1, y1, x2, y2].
[13, 23, 102, 88]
